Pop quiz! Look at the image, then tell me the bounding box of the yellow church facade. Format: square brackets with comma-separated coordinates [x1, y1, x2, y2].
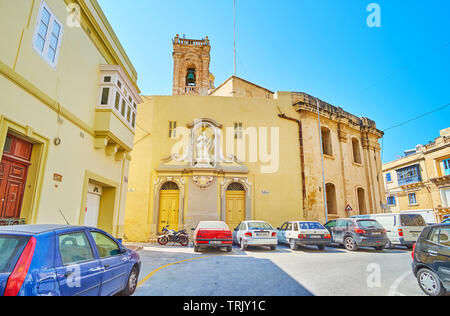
[0, 0, 141, 238]
[124, 36, 386, 242]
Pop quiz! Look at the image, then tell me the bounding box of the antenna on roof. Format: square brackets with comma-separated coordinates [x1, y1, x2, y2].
[59, 210, 70, 226]
[233, 0, 237, 76]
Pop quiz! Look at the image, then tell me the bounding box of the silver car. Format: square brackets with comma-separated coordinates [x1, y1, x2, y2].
[233, 221, 278, 251]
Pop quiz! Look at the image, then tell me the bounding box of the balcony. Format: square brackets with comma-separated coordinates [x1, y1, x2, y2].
[95, 65, 142, 156]
[397, 164, 422, 187]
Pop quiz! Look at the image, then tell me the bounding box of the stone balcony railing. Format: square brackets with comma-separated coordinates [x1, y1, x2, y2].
[173, 35, 210, 47]
[184, 86, 199, 95]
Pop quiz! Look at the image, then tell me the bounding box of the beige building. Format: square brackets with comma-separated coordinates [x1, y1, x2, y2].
[383, 128, 450, 221]
[124, 36, 385, 242]
[0, 0, 141, 238]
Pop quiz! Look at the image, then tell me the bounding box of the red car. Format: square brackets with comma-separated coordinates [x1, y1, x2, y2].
[193, 221, 233, 253]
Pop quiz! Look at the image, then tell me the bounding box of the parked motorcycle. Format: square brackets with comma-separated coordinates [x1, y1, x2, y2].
[158, 225, 189, 247]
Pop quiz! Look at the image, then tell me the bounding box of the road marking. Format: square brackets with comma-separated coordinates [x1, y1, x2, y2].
[388, 270, 412, 296]
[137, 256, 215, 288]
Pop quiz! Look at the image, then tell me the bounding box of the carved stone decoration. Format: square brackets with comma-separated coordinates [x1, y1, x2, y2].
[192, 176, 214, 190]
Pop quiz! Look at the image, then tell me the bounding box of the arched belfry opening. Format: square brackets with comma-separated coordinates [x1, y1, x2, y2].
[186, 68, 196, 87]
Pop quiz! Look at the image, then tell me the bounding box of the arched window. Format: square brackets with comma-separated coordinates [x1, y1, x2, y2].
[227, 182, 245, 192]
[357, 188, 367, 215]
[161, 182, 179, 191]
[186, 68, 196, 86]
[321, 127, 333, 156]
[326, 183, 337, 215]
[352, 138, 362, 164]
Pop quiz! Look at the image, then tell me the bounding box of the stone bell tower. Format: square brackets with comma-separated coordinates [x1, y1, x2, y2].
[172, 35, 214, 96]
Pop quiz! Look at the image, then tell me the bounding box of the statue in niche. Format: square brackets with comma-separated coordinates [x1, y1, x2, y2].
[194, 125, 215, 167]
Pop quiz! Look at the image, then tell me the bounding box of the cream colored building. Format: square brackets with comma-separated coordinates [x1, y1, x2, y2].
[124, 36, 385, 242]
[383, 128, 450, 221]
[0, 0, 142, 238]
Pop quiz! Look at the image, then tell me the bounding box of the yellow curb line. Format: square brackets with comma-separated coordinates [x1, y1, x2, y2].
[137, 256, 216, 288]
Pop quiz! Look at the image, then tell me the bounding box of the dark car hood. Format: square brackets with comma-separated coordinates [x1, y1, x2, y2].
[0, 273, 10, 296]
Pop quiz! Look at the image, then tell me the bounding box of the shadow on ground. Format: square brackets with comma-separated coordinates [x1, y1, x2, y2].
[135, 251, 314, 296]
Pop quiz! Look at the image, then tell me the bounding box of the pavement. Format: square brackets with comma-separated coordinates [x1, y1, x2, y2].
[130, 243, 426, 296]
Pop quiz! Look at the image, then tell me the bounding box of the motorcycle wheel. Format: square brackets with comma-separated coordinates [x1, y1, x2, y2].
[179, 235, 189, 247]
[158, 236, 169, 245]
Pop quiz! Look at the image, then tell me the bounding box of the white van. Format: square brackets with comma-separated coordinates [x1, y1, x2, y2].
[399, 209, 438, 226]
[352, 213, 427, 249]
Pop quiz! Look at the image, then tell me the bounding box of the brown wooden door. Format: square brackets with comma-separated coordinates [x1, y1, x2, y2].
[0, 135, 32, 219]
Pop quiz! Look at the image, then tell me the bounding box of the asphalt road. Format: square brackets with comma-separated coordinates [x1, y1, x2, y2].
[134, 244, 425, 296]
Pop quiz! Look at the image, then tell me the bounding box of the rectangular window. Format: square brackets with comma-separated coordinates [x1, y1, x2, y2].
[387, 196, 396, 206]
[103, 76, 112, 83]
[121, 100, 126, 116]
[385, 173, 392, 183]
[100, 87, 110, 105]
[127, 106, 131, 122]
[131, 112, 136, 128]
[443, 159, 450, 176]
[169, 121, 177, 138]
[33, 1, 63, 68]
[234, 122, 243, 139]
[408, 193, 418, 206]
[114, 92, 120, 110]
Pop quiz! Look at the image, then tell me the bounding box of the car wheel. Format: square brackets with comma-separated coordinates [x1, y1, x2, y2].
[417, 268, 446, 296]
[289, 239, 298, 250]
[374, 246, 384, 251]
[194, 245, 200, 253]
[240, 239, 247, 251]
[344, 237, 358, 251]
[385, 240, 393, 249]
[119, 267, 139, 296]
[227, 246, 232, 253]
[270, 245, 277, 251]
[317, 245, 326, 251]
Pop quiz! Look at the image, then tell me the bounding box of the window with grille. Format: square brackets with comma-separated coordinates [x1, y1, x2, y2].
[161, 182, 179, 191]
[408, 193, 418, 206]
[227, 182, 245, 191]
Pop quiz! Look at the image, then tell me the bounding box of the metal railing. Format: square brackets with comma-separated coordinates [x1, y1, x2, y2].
[0, 218, 26, 226]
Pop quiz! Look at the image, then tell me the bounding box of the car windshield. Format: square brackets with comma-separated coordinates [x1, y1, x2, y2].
[299, 222, 325, 230]
[357, 220, 384, 229]
[198, 222, 229, 230]
[0, 235, 30, 273]
[400, 214, 426, 227]
[247, 222, 273, 230]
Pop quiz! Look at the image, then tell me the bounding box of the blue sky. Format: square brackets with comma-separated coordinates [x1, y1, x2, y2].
[98, 0, 450, 163]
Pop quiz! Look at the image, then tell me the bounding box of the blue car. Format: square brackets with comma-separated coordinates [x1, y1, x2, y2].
[0, 225, 141, 296]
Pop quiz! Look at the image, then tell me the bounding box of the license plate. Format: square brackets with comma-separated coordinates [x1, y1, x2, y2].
[309, 235, 322, 239]
[209, 241, 222, 245]
[372, 232, 381, 236]
[256, 233, 269, 237]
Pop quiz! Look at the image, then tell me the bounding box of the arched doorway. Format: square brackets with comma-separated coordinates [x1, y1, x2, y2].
[158, 182, 180, 233]
[225, 182, 246, 229]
